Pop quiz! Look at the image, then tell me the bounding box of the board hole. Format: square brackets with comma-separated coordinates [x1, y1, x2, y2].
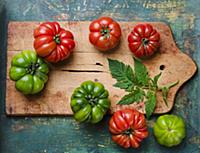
[160, 65, 165, 70]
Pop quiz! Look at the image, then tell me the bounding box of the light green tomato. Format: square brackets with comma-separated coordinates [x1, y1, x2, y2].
[153, 114, 186, 147]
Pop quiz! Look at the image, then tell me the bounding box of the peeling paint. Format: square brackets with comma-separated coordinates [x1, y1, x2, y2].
[143, 0, 185, 9]
[53, 13, 70, 20]
[12, 123, 31, 132]
[97, 144, 106, 148]
[189, 136, 200, 145]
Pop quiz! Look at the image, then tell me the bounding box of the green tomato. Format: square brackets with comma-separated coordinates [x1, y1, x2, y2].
[153, 114, 186, 147]
[71, 80, 110, 123]
[9, 50, 49, 94]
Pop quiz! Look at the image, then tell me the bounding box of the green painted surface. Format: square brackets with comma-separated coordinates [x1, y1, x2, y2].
[0, 0, 200, 152]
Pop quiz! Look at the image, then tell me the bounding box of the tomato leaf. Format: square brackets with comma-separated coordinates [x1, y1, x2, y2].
[118, 87, 145, 105]
[145, 91, 156, 119]
[161, 86, 168, 106]
[153, 73, 162, 85]
[161, 80, 179, 107]
[151, 72, 162, 89]
[108, 58, 178, 119]
[134, 58, 149, 86]
[108, 58, 134, 91]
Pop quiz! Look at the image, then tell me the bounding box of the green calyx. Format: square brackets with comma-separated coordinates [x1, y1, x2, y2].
[123, 128, 133, 136]
[100, 26, 111, 38]
[26, 62, 40, 75]
[85, 94, 99, 106]
[53, 34, 61, 44]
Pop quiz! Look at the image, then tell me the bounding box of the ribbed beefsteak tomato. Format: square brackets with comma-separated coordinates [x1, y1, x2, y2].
[71, 80, 110, 123]
[153, 114, 186, 147]
[109, 109, 148, 148]
[128, 23, 160, 58]
[9, 50, 49, 94]
[89, 16, 121, 51]
[34, 22, 75, 63]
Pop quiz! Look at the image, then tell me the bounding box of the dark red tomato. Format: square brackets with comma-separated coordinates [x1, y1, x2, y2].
[34, 22, 75, 63]
[89, 17, 121, 51]
[109, 109, 148, 148]
[128, 23, 160, 58]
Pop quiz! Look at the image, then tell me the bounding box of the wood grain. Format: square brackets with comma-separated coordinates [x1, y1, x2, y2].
[6, 21, 197, 116]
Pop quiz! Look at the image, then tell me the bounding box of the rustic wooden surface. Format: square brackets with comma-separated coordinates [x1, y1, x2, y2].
[6, 21, 196, 115]
[0, 0, 200, 153]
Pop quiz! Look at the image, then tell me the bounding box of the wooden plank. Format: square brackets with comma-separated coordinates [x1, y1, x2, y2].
[6, 21, 197, 116]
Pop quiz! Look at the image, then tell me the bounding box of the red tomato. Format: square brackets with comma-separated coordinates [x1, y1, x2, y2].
[89, 17, 121, 51]
[109, 109, 148, 148]
[34, 22, 75, 63]
[128, 23, 160, 58]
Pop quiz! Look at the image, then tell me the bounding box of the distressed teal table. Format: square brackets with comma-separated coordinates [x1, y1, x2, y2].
[0, 0, 200, 153]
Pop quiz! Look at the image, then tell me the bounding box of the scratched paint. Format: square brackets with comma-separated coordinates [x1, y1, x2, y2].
[143, 0, 185, 9]
[0, 0, 200, 153]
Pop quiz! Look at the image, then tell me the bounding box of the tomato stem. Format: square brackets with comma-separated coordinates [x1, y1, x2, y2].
[123, 128, 133, 135]
[26, 63, 40, 75]
[100, 26, 110, 38]
[86, 94, 98, 106]
[142, 38, 149, 46]
[54, 34, 61, 44]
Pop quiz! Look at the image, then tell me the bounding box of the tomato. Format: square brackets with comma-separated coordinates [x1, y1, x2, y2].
[70, 80, 111, 123]
[89, 16, 121, 51]
[109, 109, 148, 148]
[128, 23, 160, 58]
[9, 50, 49, 94]
[33, 22, 75, 63]
[153, 114, 186, 147]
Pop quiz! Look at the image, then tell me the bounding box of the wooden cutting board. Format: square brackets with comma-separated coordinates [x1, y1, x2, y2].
[6, 21, 197, 116]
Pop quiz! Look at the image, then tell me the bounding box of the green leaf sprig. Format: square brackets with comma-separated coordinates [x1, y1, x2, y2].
[108, 58, 179, 119]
